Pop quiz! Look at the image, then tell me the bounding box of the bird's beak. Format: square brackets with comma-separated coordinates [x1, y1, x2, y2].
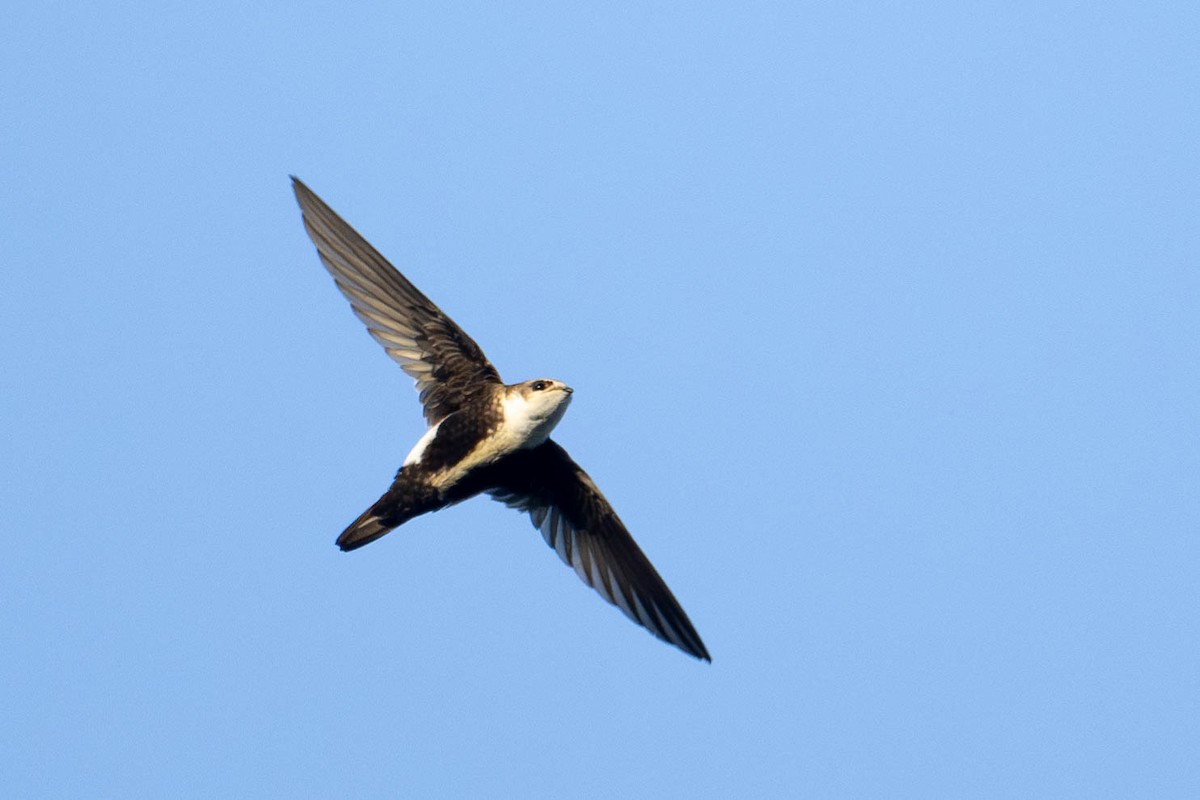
[563, 385, 574, 394]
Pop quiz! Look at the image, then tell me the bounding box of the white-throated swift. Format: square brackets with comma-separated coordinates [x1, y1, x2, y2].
[292, 178, 709, 661]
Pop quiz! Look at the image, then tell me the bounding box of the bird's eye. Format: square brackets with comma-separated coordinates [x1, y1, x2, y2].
[532, 380, 548, 391]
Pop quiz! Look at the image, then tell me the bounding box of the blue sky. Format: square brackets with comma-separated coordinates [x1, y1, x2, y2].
[3, 2, 1198, 797]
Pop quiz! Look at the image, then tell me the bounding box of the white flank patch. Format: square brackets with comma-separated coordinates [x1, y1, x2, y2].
[402, 419, 443, 466]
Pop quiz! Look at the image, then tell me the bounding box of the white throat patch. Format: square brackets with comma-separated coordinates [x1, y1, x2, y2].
[500, 388, 572, 450]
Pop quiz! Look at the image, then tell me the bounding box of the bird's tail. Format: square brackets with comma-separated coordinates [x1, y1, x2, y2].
[336, 473, 443, 551]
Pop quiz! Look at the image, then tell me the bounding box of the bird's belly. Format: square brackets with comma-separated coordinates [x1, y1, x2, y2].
[426, 428, 522, 491]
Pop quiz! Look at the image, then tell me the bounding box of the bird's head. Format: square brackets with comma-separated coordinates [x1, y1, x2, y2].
[503, 378, 574, 447]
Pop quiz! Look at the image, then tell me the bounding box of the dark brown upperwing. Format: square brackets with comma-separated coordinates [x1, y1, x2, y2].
[292, 178, 502, 424]
[485, 441, 710, 661]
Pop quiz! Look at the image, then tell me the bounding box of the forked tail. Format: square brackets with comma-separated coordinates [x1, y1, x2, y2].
[336, 473, 443, 551]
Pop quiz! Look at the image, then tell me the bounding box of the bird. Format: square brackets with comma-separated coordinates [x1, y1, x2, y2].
[291, 178, 710, 662]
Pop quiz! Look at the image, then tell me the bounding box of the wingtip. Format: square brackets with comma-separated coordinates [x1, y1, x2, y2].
[290, 175, 311, 199]
[680, 637, 712, 663]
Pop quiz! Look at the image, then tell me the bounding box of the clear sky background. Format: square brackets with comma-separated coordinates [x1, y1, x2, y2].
[3, 3, 1197, 797]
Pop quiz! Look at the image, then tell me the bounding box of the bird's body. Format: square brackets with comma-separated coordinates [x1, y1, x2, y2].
[338, 379, 573, 551]
[292, 178, 710, 661]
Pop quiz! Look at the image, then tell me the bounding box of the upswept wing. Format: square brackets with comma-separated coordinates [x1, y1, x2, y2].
[292, 178, 502, 424]
[488, 441, 711, 661]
